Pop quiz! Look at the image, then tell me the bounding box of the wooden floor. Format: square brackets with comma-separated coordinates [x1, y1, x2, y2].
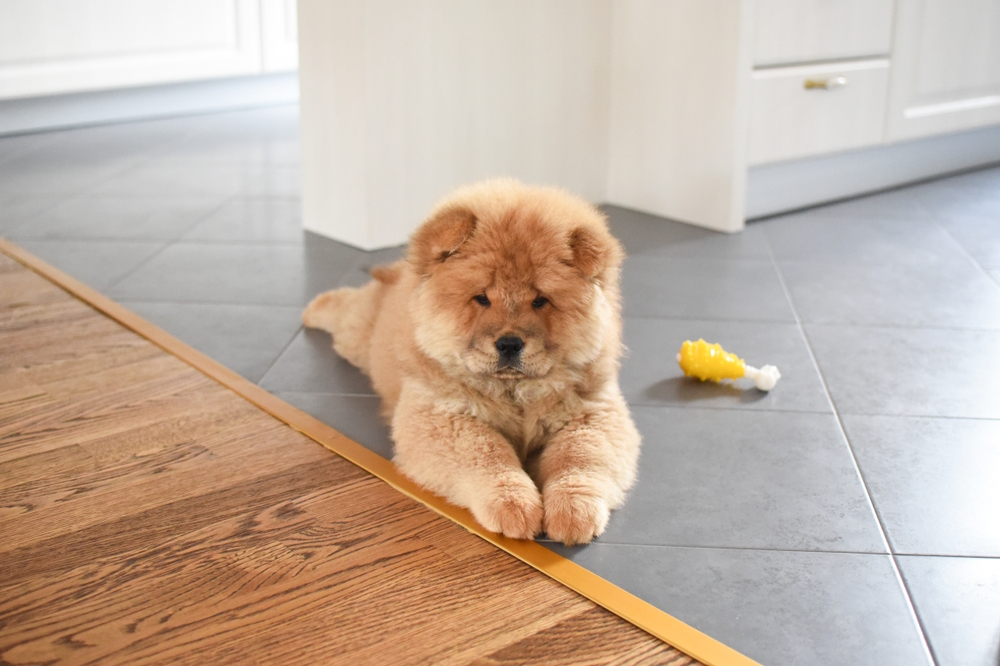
[0, 249, 699, 665]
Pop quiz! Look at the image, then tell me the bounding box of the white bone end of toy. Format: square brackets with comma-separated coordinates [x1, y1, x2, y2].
[746, 364, 781, 391]
[676, 352, 682, 364]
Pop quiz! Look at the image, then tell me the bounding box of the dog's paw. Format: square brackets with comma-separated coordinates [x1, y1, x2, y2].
[475, 480, 544, 540]
[543, 485, 610, 546]
[302, 291, 343, 329]
[301, 292, 334, 328]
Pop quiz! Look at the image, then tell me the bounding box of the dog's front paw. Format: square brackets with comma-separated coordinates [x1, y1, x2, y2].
[474, 479, 544, 540]
[543, 484, 610, 546]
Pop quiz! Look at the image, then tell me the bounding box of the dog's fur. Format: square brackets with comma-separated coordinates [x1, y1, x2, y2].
[303, 179, 640, 544]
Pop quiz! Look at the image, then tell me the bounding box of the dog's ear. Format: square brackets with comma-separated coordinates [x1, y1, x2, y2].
[409, 205, 478, 276]
[568, 225, 622, 280]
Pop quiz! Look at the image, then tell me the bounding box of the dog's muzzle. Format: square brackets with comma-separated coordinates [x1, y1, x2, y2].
[495, 335, 524, 368]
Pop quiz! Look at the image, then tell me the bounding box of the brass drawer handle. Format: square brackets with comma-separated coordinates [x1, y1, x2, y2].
[804, 76, 848, 90]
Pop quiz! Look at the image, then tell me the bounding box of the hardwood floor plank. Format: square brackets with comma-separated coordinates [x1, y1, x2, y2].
[0, 247, 701, 665]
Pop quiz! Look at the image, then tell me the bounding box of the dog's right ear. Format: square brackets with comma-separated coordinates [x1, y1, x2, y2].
[408, 205, 478, 277]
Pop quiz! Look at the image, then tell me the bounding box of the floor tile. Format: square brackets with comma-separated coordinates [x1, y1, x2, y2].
[603, 205, 772, 260]
[595, 407, 884, 552]
[15, 239, 165, 292]
[161, 108, 300, 166]
[620, 255, 795, 321]
[181, 198, 304, 244]
[544, 544, 930, 666]
[937, 212, 1000, 269]
[917, 181, 1000, 219]
[259, 328, 377, 396]
[0, 119, 193, 188]
[0, 158, 133, 196]
[843, 415, 1000, 557]
[107, 241, 359, 306]
[91, 163, 301, 198]
[931, 165, 1000, 191]
[0, 132, 60, 167]
[897, 555, 1000, 666]
[187, 106, 299, 151]
[620, 317, 831, 412]
[3, 134, 157, 174]
[807, 324, 1000, 419]
[778, 259, 1000, 329]
[121, 301, 303, 383]
[302, 233, 374, 292]
[775, 186, 934, 222]
[9, 194, 230, 241]
[152, 142, 300, 168]
[49, 115, 202, 160]
[762, 215, 971, 266]
[0, 194, 67, 235]
[273, 392, 393, 459]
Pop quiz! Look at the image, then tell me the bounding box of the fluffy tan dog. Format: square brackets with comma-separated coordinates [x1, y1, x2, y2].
[303, 179, 640, 545]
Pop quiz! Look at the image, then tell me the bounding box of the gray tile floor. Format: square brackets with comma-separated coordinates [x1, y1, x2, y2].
[2, 106, 999, 666]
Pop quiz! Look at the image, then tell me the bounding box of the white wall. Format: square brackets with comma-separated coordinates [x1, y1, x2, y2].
[298, 0, 613, 249]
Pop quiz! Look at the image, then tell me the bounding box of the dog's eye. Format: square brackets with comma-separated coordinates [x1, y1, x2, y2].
[473, 294, 491, 307]
[532, 296, 549, 309]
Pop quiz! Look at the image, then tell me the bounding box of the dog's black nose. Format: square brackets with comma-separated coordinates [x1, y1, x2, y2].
[495, 336, 524, 360]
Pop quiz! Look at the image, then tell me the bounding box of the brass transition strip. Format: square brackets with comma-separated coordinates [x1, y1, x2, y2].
[0, 237, 760, 666]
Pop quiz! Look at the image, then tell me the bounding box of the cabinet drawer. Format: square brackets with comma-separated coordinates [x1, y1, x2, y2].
[748, 60, 889, 166]
[753, 0, 895, 67]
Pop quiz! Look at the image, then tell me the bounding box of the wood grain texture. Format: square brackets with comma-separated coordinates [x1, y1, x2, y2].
[0, 249, 699, 665]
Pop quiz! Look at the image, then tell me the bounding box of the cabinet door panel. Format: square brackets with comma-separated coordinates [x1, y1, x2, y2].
[0, 0, 262, 99]
[749, 59, 889, 165]
[887, 0, 1000, 140]
[753, 0, 895, 67]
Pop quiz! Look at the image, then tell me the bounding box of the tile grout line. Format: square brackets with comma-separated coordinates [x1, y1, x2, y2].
[113, 299, 309, 309]
[623, 311, 1000, 332]
[930, 216, 1000, 295]
[273, 392, 1000, 421]
[99, 196, 236, 294]
[258, 252, 405, 389]
[761, 230, 940, 666]
[256, 324, 305, 387]
[554, 541, 1000, 560]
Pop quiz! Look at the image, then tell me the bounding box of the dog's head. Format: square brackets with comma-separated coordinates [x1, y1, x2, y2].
[407, 179, 624, 382]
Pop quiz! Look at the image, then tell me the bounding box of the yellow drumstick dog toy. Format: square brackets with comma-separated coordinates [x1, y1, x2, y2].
[677, 339, 781, 391]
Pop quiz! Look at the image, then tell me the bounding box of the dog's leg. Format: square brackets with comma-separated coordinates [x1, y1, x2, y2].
[302, 279, 384, 373]
[532, 391, 640, 545]
[391, 382, 543, 540]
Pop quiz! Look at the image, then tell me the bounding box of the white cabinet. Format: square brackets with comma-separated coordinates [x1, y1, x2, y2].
[293, 1, 1000, 246]
[748, 0, 895, 166]
[612, 0, 1000, 233]
[0, 0, 298, 100]
[887, 0, 1000, 140]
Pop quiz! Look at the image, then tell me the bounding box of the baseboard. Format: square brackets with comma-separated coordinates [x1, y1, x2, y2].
[0, 72, 300, 137]
[746, 124, 1000, 218]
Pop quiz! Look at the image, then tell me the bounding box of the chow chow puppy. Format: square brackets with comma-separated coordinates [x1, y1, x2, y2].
[303, 179, 639, 545]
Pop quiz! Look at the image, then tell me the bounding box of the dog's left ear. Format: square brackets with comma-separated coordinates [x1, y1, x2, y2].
[569, 225, 622, 280]
[409, 205, 478, 277]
